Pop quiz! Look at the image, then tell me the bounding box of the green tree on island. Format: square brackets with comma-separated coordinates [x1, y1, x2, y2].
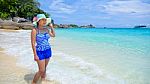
[0, 0, 49, 20]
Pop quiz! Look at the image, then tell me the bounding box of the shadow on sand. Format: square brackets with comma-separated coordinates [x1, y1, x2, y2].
[24, 73, 42, 84]
[24, 73, 34, 84]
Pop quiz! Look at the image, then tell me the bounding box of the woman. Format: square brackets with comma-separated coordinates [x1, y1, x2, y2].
[31, 14, 55, 84]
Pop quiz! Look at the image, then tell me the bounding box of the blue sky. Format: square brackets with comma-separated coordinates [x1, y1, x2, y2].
[37, 0, 150, 28]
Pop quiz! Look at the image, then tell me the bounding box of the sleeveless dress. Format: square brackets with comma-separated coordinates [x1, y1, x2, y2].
[36, 28, 52, 60]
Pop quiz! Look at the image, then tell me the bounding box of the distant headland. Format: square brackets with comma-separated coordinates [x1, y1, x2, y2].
[53, 24, 95, 28]
[0, 18, 95, 30]
[134, 25, 147, 28]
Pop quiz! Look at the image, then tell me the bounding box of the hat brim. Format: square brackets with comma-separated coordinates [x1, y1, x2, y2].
[33, 18, 52, 27]
[37, 17, 47, 22]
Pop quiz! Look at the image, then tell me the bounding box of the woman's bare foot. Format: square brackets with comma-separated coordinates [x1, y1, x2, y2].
[41, 78, 46, 81]
[41, 73, 46, 81]
[32, 81, 36, 84]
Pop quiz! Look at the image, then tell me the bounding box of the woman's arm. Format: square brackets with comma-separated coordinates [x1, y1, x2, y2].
[48, 23, 55, 37]
[31, 28, 39, 61]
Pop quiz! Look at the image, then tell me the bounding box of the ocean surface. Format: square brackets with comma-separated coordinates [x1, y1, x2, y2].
[0, 28, 150, 84]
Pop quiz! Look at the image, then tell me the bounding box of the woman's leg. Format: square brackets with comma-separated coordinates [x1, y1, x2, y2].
[32, 60, 45, 84]
[41, 58, 50, 80]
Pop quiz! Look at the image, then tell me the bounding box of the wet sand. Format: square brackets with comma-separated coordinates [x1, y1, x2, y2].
[0, 47, 31, 84]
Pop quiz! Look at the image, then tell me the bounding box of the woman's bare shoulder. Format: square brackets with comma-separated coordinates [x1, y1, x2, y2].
[31, 28, 37, 34]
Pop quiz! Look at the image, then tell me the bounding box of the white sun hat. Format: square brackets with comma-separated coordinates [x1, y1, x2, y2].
[33, 14, 52, 28]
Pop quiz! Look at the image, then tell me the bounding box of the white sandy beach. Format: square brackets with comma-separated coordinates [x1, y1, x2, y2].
[0, 47, 30, 84]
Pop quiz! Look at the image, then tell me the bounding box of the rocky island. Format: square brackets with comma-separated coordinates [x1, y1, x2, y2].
[54, 24, 95, 28]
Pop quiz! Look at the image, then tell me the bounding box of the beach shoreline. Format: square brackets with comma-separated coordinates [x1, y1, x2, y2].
[0, 48, 55, 84]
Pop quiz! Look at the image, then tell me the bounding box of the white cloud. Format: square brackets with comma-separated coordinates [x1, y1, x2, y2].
[75, 0, 101, 11]
[102, 0, 150, 15]
[53, 14, 68, 19]
[48, 0, 76, 14]
[74, 0, 150, 16]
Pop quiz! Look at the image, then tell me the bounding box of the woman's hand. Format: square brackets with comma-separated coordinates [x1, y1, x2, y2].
[48, 23, 55, 37]
[34, 55, 39, 61]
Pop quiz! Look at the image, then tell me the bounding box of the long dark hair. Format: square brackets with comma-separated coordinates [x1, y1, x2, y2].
[37, 22, 39, 28]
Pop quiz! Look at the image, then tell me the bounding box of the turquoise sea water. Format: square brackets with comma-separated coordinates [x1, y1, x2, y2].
[53, 28, 150, 84]
[0, 28, 150, 84]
